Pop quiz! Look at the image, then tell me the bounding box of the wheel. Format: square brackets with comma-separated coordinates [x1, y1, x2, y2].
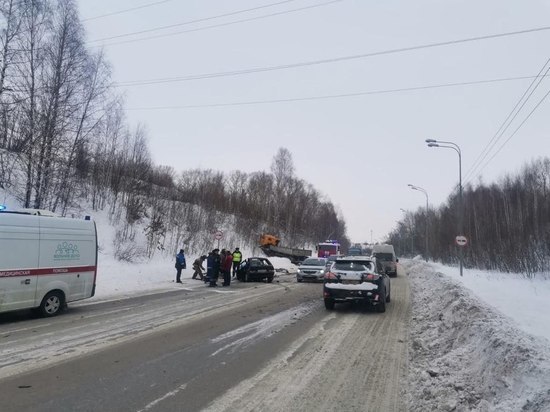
[39, 291, 64, 317]
[297, 278, 302, 283]
[244, 273, 249, 283]
[267, 276, 273, 283]
[376, 288, 386, 313]
[324, 298, 335, 310]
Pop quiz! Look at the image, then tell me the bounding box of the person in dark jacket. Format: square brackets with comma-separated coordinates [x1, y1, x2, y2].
[175, 249, 186, 283]
[207, 249, 221, 287]
[192, 255, 207, 280]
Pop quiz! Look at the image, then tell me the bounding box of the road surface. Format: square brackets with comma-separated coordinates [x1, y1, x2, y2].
[0, 267, 409, 411]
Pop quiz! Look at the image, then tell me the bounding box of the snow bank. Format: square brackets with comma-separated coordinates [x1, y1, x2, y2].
[432, 262, 550, 342]
[405, 260, 550, 412]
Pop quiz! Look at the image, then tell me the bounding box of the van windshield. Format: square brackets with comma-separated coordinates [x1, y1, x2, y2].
[374, 253, 394, 261]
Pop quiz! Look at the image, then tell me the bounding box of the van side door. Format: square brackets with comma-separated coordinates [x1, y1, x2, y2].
[0, 214, 40, 313]
[38, 218, 97, 302]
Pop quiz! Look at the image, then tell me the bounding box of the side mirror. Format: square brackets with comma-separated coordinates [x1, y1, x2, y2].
[396, 258, 399, 263]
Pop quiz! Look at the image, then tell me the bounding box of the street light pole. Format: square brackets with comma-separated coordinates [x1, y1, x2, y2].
[407, 184, 429, 262]
[426, 139, 463, 276]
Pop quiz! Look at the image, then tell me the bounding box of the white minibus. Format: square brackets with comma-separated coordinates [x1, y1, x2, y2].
[0, 210, 97, 316]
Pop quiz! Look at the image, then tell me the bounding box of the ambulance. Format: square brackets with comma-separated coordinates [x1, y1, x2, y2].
[0, 209, 97, 316]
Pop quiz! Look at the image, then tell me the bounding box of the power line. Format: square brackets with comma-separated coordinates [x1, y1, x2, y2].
[125, 74, 544, 111]
[82, 0, 175, 22]
[471, 85, 550, 179]
[464, 57, 550, 183]
[93, 0, 343, 48]
[99, 2, 343, 49]
[464, 57, 550, 182]
[113, 25, 550, 87]
[88, 0, 305, 43]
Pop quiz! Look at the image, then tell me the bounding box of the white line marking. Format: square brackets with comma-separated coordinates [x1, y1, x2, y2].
[137, 383, 187, 412]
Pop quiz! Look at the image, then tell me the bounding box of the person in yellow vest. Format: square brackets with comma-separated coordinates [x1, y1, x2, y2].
[232, 247, 242, 277]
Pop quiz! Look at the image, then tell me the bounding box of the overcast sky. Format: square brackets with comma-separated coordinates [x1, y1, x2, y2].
[78, 0, 550, 242]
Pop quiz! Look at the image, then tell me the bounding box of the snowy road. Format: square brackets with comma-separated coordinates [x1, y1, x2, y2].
[0, 270, 409, 412]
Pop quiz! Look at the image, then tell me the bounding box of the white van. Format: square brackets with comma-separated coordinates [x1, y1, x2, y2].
[372, 244, 398, 277]
[0, 211, 97, 316]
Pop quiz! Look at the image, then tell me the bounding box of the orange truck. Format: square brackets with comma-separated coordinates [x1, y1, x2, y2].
[259, 234, 312, 264]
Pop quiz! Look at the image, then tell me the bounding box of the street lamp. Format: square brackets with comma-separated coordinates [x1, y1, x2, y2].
[426, 139, 463, 276]
[407, 184, 429, 262]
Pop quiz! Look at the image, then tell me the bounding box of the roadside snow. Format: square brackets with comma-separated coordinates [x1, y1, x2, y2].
[431, 262, 550, 342]
[405, 260, 550, 412]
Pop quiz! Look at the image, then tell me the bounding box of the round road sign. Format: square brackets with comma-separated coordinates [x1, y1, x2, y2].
[455, 235, 468, 247]
[214, 231, 223, 240]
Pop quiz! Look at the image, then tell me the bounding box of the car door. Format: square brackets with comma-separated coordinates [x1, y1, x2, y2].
[236, 259, 248, 275]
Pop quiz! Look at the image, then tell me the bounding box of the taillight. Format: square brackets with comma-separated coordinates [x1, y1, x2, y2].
[362, 273, 380, 281]
[324, 272, 337, 280]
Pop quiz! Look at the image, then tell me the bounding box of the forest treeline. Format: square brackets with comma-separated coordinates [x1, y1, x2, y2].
[389, 157, 550, 276]
[0, 0, 349, 259]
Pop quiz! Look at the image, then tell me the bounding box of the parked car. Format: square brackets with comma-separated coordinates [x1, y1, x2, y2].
[323, 257, 391, 312]
[296, 257, 328, 282]
[236, 257, 275, 283]
[372, 244, 398, 277]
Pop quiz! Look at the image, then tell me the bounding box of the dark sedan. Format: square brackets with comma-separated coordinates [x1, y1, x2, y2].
[236, 257, 275, 283]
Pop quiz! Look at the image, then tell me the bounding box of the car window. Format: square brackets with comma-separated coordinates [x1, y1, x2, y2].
[333, 262, 367, 271]
[301, 258, 326, 266]
[356, 261, 375, 271]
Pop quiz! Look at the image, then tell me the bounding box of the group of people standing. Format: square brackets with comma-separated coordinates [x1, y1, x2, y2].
[175, 247, 242, 287]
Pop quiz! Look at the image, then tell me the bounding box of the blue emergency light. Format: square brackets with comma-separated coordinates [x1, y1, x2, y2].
[0, 204, 6, 211]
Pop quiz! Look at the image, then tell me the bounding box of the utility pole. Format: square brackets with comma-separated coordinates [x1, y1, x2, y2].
[426, 139, 464, 276]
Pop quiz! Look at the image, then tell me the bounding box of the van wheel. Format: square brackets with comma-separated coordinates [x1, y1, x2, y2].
[39, 291, 64, 317]
[267, 276, 273, 283]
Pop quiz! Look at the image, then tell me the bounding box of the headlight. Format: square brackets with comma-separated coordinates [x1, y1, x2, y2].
[297, 269, 301, 273]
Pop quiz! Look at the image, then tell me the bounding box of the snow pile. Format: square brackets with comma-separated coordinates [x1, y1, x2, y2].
[432, 262, 550, 342]
[405, 260, 550, 411]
